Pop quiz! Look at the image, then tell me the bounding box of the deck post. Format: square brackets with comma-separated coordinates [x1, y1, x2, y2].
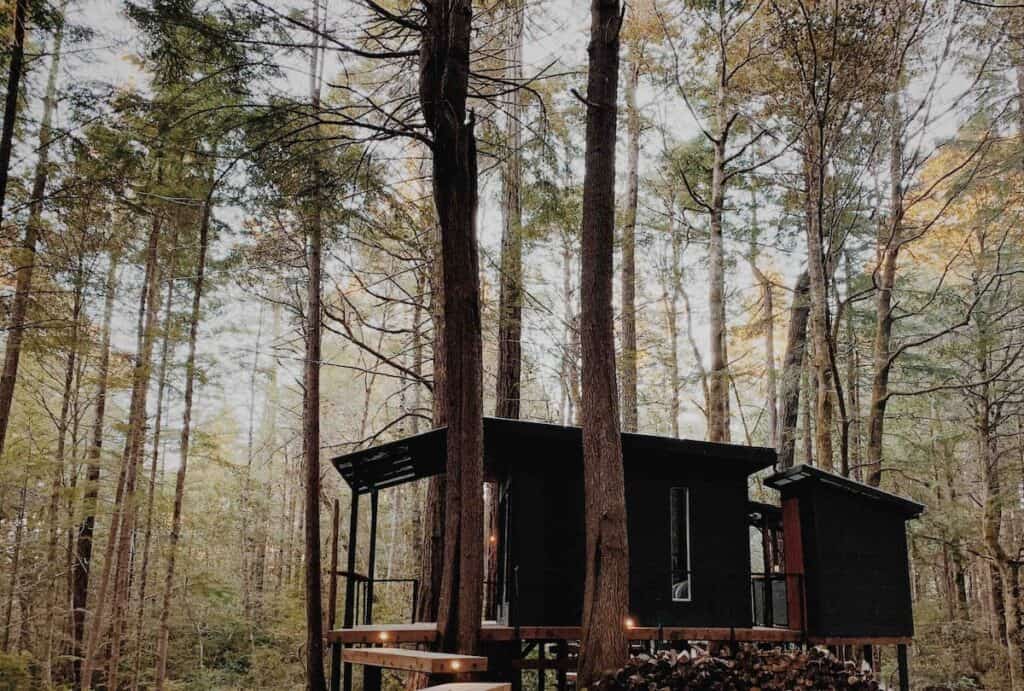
[555, 641, 567, 691]
[536, 641, 545, 691]
[328, 499, 341, 691]
[341, 491, 360, 691]
[366, 489, 379, 625]
[363, 664, 382, 691]
[896, 644, 909, 691]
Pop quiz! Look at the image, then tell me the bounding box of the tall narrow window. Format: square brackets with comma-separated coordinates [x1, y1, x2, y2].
[670, 487, 692, 601]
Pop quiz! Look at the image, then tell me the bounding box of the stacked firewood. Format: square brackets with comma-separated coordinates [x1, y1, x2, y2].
[599, 645, 880, 691]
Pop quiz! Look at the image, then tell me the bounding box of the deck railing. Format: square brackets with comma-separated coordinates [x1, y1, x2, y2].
[750, 572, 802, 629]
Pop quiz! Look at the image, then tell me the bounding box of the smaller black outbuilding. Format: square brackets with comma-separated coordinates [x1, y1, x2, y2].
[765, 465, 924, 640]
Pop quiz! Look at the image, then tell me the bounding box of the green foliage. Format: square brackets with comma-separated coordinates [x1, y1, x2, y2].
[0, 652, 34, 691]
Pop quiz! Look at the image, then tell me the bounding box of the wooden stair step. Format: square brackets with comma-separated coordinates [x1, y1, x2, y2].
[342, 647, 488, 674]
[421, 683, 510, 691]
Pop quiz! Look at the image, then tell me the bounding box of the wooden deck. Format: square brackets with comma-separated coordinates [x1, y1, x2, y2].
[341, 647, 488, 674]
[327, 622, 803, 644]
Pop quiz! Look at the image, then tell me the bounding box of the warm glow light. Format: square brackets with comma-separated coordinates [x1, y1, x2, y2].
[379, 632, 389, 641]
[625, 617, 636, 629]
[451, 661, 462, 671]
[489, 535, 497, 544]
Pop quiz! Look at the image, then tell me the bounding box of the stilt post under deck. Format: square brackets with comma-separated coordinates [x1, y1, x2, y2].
[335, 490, 360, 691]
[328, 499, 341, 691]
[366, 489, 379, 625]
[896, 644, 909, 691]
[328, 500, 340, 629]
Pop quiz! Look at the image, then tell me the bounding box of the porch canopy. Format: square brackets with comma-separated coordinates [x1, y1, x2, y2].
[330, 416, 777, 495]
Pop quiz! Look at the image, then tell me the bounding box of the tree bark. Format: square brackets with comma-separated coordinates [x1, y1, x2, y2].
[0, 0, 49, 460]
[71, 254, 118, 689]
[131, 272, 176, 690]
[802, 130, 834, 470]
[45, 263, 82, 686]
[866, 92, 903, 488]
[2, 482, 26, 652]
[419, 0, 484, 655]
[578, 1, 629, 686]
[620, 54, 640, 433]
[414, 187, 446, 625]
[35, 20, 70, 681]
[776, 271, 810, 468]
[301, 4, 329, 687]
[495, 0, 524, 422]
[105, 216, 168, 691]
[0, 0, 29, 227]
[754, 268, 777, 448]
[154, 196, 212, 690]
[706, 3, 731, 443]
[81, 209, 163, 690]
[490, 0, 525, 619]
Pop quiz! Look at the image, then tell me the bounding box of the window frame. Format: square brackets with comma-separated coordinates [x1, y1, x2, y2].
[669, 486, 693, 602]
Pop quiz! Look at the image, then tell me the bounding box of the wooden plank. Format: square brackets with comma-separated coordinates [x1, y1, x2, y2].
[330, 623, 804, 645]
[342, 647, 489, 674]
[422, 684, 511, 691]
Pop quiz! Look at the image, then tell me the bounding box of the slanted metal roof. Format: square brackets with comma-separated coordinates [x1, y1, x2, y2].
[331, 417, 777, 495]
[765, 464, 925, 519]
[331, 426, 446, 494]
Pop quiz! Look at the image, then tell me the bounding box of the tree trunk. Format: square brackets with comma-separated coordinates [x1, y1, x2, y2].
[866, 92, 903, 488]
[776, 271, 810, 468]
[620, 55, 640, 433]
[105, 216, 168, 691]
[81, 210, 163, 690]
[154, 196, 212, 690]
[803, 130, 834, 470]
[37, 22, 70, 680]
[707, 13, 731, 443]
[577, 1, 629, 686]
[131, 273, 176, 690]
[0, 0, 51, 460]
[301, 5, 329, 687]
[662, 197, 682, 437]
[45, 262, 82, 686]
[495, 0, 524, 421]
[71, 254, 118, 689]
[754, 268, 777, 448]
[420, 0, 484, 655]
[2, 482, 26, 652]
[414, 189, 446, 625]
[0, 0, 29, 227]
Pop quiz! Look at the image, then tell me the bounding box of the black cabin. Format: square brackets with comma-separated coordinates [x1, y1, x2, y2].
[329, 417, 923, 642]
[765, 464, 924, 640]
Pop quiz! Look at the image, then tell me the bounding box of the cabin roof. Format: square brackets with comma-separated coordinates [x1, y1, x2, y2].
[331, 417, 776, 495]
[765, 464, 925, 519]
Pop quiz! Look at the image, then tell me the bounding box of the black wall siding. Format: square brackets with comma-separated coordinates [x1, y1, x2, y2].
[500, 442, 756, 628]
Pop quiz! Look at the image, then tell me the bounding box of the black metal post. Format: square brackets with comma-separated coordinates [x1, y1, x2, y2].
[896, 644, 909, 691]
[341, 491, 360, 691]
[366, 489, 379, 625]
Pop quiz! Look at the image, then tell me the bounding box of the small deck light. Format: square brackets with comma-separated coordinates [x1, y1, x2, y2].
[489, 534, 497, 544]
[450, 661, 462, 671]
[379, 631, 389, 642]
[625, 617, 636, 629]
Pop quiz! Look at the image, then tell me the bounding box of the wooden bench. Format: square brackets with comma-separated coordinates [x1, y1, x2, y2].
[342, 647, 489, 691]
